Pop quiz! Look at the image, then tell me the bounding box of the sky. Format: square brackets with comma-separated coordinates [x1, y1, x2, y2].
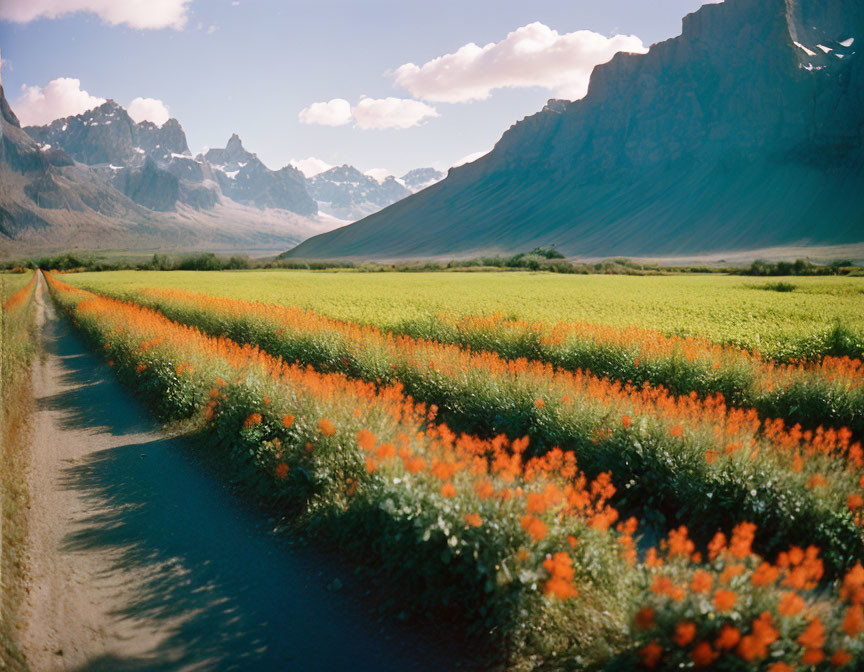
[0, 0, 714, 177]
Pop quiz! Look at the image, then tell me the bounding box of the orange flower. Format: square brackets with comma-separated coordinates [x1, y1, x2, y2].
[282, 413, 294, 428]
[752, 611, 779, 647]
[357, 428, 375, 450]
[736, 636, 762, 662]
[635, 607, 655, 631]
[463, 513, 483, 528]
[807, 474, 826, 489]
[751, 562, 780, 587]
[766, 664, 793, 672]
[729, 522, 756, 558]
[542, 552, 578, 600]
[534, 398, 545, 409]
[645, 547, 663, 569]
[797, 618, 826, 649]
[440, 481, 457, 498]
[719, 564, 745, 583]
[691, 569, 713, 595]
[318, 418, 336, 436]
[275, 462, 289, 479]
[842, 605, 864, 636]
[708, 532, 727, 560]
[475, 480, 495, 499]
[669, 424, 684, 438]
[802, 648, 825, 664]
[841, 563, 864, 604]
[714, 625, 740, 650]
[243, 412, 262, 428]
[638, 642, 662, 669]
[673, 621, 696, 647]
[690, 642, 716, 667]
[831, 650, 853, 667]
[777, 591, 806, 617]
[365, 456, 378, 473]
[667, 526, 694, 557]
[848, 494, 863, 511]
[714, 590, 737, 612]
[622, 415, 632, 428]
[520, 515, 548, 541]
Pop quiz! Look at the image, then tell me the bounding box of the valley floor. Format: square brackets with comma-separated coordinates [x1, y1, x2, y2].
[18, 276, 471, 671]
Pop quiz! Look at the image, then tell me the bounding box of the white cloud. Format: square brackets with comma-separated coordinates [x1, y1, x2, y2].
[352, 97, 438, 130]
[299, 96, 437, 131]
[364, 168, 391, 183]
[206, 24, 217, 34]
[393, 22, 647, 103]
[0, 0, 191, 30]
[127, 97, 171, 126]
[13, 77, 105, 126]
[298, 98, 353, 127]
[289, 157, 334, 178]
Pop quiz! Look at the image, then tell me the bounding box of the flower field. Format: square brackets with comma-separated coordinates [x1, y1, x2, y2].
[66, 270, 864, 361]
[49, 269, 864, 670]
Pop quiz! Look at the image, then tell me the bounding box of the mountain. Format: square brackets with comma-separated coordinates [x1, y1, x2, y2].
[25, 108, 317, 218]
[202, 134, 316, 216]
[305, 165, 444, 221]
[26, 100, 189, 166]
[308, 165, 410, 221]
[400, 167, 444, 192]
[287, 0, 864, 260]
[1, 84, 331, 257]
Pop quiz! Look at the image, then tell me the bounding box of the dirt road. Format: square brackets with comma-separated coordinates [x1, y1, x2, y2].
[19, 274, 470, 671]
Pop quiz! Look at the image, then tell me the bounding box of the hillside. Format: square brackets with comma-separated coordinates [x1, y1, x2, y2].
[287, 0, 864, 260]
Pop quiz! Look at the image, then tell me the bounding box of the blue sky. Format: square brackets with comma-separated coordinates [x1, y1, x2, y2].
[0, 0, 712, 176]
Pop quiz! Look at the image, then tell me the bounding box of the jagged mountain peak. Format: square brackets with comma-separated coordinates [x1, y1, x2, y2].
[400, 167, 444, 192]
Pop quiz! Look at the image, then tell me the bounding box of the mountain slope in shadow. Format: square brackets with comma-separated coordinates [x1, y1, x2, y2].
[288, 0, 864, 260]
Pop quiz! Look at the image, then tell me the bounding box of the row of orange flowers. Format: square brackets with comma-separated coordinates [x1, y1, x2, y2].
[127, 287, 864, 441]
[46, 273, 864, 669]
[424, 311, 863, 382]
[1, 270, 36, 313]
[79, 284, 864, 570]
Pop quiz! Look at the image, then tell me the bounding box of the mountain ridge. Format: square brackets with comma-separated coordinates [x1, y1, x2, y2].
[287, 0, 864, 260]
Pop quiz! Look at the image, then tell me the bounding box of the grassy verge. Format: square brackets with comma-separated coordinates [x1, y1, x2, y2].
[0, 271, 37, 672]
[85, 284, 864, 574]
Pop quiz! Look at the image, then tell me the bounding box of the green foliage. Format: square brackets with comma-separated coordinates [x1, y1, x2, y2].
[745, 258, 847, 277]
[761, 281, 797, 292]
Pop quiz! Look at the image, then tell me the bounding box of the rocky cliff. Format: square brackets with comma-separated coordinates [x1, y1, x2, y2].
[288, 0, 864, 259]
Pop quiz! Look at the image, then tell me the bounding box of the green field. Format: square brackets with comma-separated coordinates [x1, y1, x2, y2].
[68, 270, 864, 359]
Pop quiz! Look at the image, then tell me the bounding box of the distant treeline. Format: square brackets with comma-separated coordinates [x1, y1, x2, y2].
[742, 258, 856, 276]
[2, 248, 861, 276]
